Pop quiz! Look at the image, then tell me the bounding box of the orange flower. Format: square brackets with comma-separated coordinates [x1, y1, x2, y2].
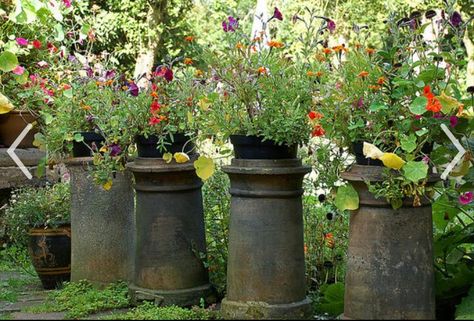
[195, 69, 204, 77]
[121, 86, 129, 91]
[184, 36, 194, 42]
[424, 86, 442, 113]
[184, 58, 193, 65]
[267, 40, 284, 48]
[368, 85, 381, 91]
[377, 77, 386, 85]
[315, 54, 326, 62]
[95, 81, 103, 86]
[257, 66, 268, 75]
[81, 104, 91, 111]
[252, 36, 262, 42]
[355, 43, 362, 49]
[322, 47, 332, 55]
[333, 45, 348, 53]
[150, 91, 159, 98]
[365, 48, 376, 55]
[105, 79, 113, 86]
[235, 42, 245, 50]
[307, 71, 315, 77]
[304, 244, 308, 254]
[358, 71, 369, 78]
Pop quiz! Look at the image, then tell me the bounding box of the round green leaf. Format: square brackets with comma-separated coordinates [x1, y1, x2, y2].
[402, 161, 428, 183]
[0, 51, 19, 72]
[409, 96, 428, 115]
[194, 156, 215, 181]
[335, 184, 359, 211]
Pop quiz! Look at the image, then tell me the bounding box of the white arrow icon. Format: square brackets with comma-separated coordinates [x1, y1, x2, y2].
[440, 123, 466, 180]
[7, 123, 33, 180]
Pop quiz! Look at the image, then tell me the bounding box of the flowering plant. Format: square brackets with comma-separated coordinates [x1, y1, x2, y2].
[320, 5, 473, 209]
[196, 7, 335, 147]
[2, 183, 71, 247]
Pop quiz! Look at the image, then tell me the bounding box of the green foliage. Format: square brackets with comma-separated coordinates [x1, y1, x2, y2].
[456, 286, 474, 320]
[315, 283, 345, 317]
[101, 301, 221, 320]
[334, 184, 359, 211]
[0, 245, 35, 275]
[27, 280, 130, 319]
[0, 275, 39, 303]
[2, 183, 71, 247]
[202, 170, 230, 296]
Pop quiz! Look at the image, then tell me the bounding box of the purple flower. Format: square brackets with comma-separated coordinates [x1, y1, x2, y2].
[222, 16, 239, 32]
[86, 115, 95, 123]
[459, 191, 473, 205]
[450, 116, 458, 127]
[127, 82, 139, 96]
[105, 70, 116, 79]
[155, 67, 173, 82]
[273, 7, 283, 21]
[422, 155, 430, 164]
[327, 19, 336, 33]
[68, 55, 76, 62]
[86, 67, 94, 78]
[109, 143, 122, 157]
[433, 112, 443, 119]
[16, 38, 28, 46]
[450, 11, 463, 27]
[353, 97, 364, 109]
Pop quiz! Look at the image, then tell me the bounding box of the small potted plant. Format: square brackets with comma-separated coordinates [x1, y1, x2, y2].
[315, 6, 472, 319]
[3, 183, 71, 290]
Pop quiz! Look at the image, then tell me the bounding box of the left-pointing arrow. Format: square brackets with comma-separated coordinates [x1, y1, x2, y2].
[7, 123, 33, 180]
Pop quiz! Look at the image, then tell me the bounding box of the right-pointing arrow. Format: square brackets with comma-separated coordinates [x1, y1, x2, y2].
[440, 123, 466, 180]
[7, 123, 33, 180]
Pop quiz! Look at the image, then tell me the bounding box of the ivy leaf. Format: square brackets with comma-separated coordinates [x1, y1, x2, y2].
[335, 184, 359, 211]
[163, 152, 173, 163]
[400, 134, 417, 153]
[194, 156, 215, 181]
[0, 51, 19, 72]
[402, 161, 428, 183]
[409, 96, 428, 115]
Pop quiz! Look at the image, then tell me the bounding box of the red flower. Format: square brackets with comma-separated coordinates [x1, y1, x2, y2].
[148, 116, 161, 126]
[150, 100, 161, 113]
[47, 42, 58, 53]
[424, 85, 442, 113]
[32, 40, 42, 49]
[312, 124, 325, 137]
[308, 111, 323, 120]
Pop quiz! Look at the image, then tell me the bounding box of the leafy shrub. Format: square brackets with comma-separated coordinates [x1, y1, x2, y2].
[2, 183, 71, 247]
[27, 280, 129, 319]
[101, 301, 221, 320]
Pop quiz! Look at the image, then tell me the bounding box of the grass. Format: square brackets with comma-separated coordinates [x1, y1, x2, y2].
[26, 280, 130, 319]
[100, 301, 221, 320]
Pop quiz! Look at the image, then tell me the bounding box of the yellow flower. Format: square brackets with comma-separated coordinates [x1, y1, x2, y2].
[184, 58, 193, 65]
[195, 69, 204, 78]
[102, 180, 113, 191]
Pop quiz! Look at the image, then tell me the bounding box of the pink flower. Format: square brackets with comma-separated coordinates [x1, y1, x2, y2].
[12, 65, 25, 75]
[273, 7, 283, 21]
[63, 0, 72, 8]
[459, 192, 473, 205]
[422, 155, 430, 164]
[37, 61, 48, 68]
[327, 19, 336, 33]
[450, 116, 458, 128]
[16, 38, 28, 46]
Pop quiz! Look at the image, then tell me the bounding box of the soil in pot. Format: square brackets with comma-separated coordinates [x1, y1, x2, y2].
[28, 225, 71, 290]
[72, 132, 105, 157]
[230, 135, 297, 159]
[136, 133, 194, 158]
[0, 110, 38, 148]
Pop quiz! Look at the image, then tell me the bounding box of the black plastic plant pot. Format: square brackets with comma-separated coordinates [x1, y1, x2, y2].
[351, 141, 383, 166]
[230, 135, 297, 159]
[28, 225, 71, 290]
[135, 133, 194, 158]
[72, 132, 105, 157]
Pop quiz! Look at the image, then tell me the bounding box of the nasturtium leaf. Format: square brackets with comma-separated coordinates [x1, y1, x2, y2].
[173, 152, 190, 163]
[0, 51, 18, 72]
[73, 132, 84, 142]
[369, 102, 388, 112]
[163, 152, 173, 163]
[380, 153, 406, 170]
[409, 96, 428, 115]
[400, 134, 417, 153]
[194, 156, 215, 181]
[415, 80, 425, 88]
[63, 88, 73, 98]
[437, 92, 462, 114]
[432, 194, 458, 231]
[334, 184, 359, 211]
[415, 128, 429, 137]
[0, 92, 14, 114]
[402, 161, 428, 183]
